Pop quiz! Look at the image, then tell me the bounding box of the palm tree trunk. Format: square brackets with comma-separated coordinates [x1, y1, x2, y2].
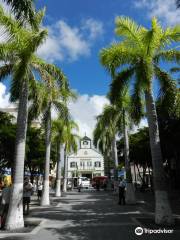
[41, 107, 51, 206]
[145, 89, 174, 225]
[55, 143, 63, 197]
[5, 79, 29, 230]
[63, 147, 67, 192]
[112, 136, 118, 167]
[123, 109, 136, 204]
[112, 136, 118, 181]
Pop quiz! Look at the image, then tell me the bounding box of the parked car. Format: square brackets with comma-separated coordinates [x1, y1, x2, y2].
[92, 176, 108, 189]
[80, 177, 90, 189]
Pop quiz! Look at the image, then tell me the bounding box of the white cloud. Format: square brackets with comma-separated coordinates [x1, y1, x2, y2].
[131, 118, 148, 133]
[37, 19, 104, 62]
[69, 94, 109, 138]
[134, 0, 180, 25]
[0, 82, 10, 107]
[0, 81, 109, 139]
[0, 83, 149, 141]
[82, 18, 104, 39]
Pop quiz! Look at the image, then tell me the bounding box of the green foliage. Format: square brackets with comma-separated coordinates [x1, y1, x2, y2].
[0, 112, 16, 171]
[25, 127, 44, 173]
[100, 16, 179, 119]
[2, 0, 41, 30]
[129, 127, 152, 167]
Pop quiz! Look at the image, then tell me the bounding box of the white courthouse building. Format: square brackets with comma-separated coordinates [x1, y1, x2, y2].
[67, 136, 104, 179]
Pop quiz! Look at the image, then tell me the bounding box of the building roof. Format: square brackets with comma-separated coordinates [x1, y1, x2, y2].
[81, 136, 91, 141]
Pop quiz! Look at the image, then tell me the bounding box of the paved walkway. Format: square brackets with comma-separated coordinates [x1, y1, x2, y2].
[1, 189, 180, 240]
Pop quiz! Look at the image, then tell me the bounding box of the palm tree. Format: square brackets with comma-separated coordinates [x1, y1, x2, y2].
[62, 120, 79, 192]
[29, 76, 70, 205]
[0, 7, 48, 230]
[93, 114, 113, 178]
[93, 95, 136, 204]
[52, 109, 71, 197]
[0, 6, 65, 229]
[52, 119, 65, 197]
[100, 17, 179, 225]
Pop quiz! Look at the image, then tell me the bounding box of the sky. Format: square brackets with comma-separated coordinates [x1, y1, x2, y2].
[0, 0, 179, 138]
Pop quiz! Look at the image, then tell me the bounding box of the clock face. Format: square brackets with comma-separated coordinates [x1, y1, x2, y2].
[81, 140, 90, 148]
[83, 141, 88, 145]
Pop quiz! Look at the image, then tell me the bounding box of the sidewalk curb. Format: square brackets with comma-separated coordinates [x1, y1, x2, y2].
[0, 219, 47, 239]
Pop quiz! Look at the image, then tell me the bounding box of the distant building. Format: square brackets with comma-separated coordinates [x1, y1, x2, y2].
[0, 107, 41, 128]
[67, 136, 104, 179]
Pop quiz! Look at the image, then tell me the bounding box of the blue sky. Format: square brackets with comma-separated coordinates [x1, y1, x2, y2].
[35, 0, 179, 96]
[0, 0, 179, 137]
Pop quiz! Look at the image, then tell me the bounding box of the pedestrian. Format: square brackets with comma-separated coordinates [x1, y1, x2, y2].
[118, 177, 126, 205]
[96, 179, 100, 191]
[32, 180, 37, 196]
[23, 178, 33, 215]
[0, 182, 11, 229]
[103, 179, 107, 191]
[77, 177, 82, 192]
[37, 181, 43, 200]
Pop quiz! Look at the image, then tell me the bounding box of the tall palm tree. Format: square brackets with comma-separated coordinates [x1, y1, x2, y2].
[93, 95, 136, 203]
[52, 119, 65, 197]
[100, 17, 179, 225]
[52, 107, 71, 197]
[93, 114, 113, 178]
[29, 76, 70, 205]
[0, 6, 65, 229]
[62, 120, 79, 192]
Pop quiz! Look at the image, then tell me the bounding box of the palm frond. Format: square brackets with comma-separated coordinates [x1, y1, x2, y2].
[142, 18, 163, 57]
[0, 63, 13, 81]
[115, 16, 145, 48]
[170, 67, 180, 73]
[100, 43, 136, 76]
[130, 75, 144, 124]
[53, 101, 69, 119]
[155, 66, 177, 112]
[2, 0, 37, 28]
[160, 25, 180, 45]
[154, 49, 180, 64]
[109, 67, 135, 103]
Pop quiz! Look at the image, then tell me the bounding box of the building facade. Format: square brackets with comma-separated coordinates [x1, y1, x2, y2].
[67, 136, 104, 179]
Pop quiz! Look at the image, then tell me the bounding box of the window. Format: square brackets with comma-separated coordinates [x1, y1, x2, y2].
[70, 162, 76, 168]
[87, 161, 92, 167]
[94, 162, 101, 167]
[83, 140, 88, 145]
[80, 162, 85, 167]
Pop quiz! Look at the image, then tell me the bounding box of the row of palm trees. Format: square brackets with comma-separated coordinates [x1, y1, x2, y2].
[0, 1, 79, 230]
[94, 17, 179, 225]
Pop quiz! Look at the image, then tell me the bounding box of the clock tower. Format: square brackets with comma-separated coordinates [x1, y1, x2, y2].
[80, 136, 91, 149]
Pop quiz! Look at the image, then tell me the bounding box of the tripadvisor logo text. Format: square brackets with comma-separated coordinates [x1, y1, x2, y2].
[135, 227, 174, 235]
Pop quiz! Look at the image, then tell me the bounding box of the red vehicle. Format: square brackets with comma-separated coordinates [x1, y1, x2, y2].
[92, 176, 108, 188]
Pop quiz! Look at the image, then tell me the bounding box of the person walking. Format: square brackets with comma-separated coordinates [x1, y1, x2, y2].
[0, 182, 11, 229]
[23, 178, 33, 215]
[118, 177, 126, 205]
[37, 181, 43, 200]
[96, 179, 100, 191]
[103, 179, 107, 191]
[77, 177, 82, 192]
